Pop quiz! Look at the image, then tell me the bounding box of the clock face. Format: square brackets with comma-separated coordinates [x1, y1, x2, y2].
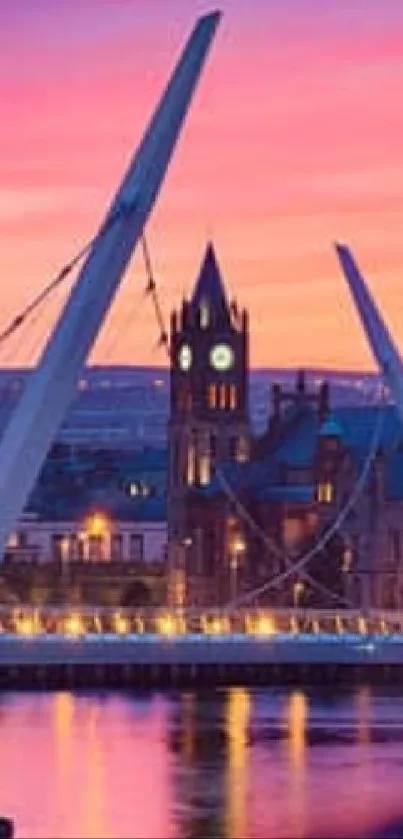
[178, 343, 192, 371]
[209, 343, 234, 372]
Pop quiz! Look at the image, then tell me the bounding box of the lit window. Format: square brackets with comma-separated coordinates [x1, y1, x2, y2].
[85, 512, 110, 538]
[200, 299, 210, 329]
[317, 482, 334, 503]
[179, 387, 192, 411]
[229, 384, 237, 410]
[283, 517, 303, 548]
[236, 436, 249, 463]
[7, 532, 18, 549]
[219, 383, 227, 410]
[199, 455, 210, 486]
[208, 384, 217, 409]
[187, 443, 196, 486]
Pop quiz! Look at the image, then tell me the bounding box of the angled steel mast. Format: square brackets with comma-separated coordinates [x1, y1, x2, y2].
[335, 243, 403, 420]
[0, 11, 221, 560]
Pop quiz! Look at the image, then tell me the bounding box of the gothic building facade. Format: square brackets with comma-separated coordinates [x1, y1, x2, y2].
[167, 245, 403, 610]
[167, 244, 250, 605]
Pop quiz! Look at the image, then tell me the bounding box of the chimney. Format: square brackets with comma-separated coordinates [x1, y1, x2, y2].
[296, 369, 306, 395]
[318, 381, 330, 422]
[170, 309, 178, 336]
[269, 382, 282, 432]
[181, 298, 189, 330]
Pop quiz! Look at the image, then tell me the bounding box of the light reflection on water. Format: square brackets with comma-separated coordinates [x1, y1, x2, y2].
[1, 687, 403, 838]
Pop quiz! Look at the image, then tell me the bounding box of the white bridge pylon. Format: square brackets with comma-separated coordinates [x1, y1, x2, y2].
[335, 243, 403, 419]
[0, 11, 221, 561]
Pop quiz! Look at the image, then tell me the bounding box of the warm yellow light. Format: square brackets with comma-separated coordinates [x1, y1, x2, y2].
[187, 443, 196, 486]
[379, 619, 387, 635]
[293, 581, 305, 608]
[199, 453, 211, 486]
[232, 535, 246, 555]
[290, 615, 299, 634]
[358, 616, 367, 635]
[113, 613, 130, 635]
[16, 616, 35, 636]
[85, 512, 110, 538]
[246, 613, 276, 636]
[135, 615, 144, 634]
[172, 569, 186, 610]
[317, 482, 334, 503]
[156, 613, 185, 636]
[94, 613, 103, 634]
[201, 614, 230, 635]
[342, 547, 353, 573]
[65, 613, 84, 637]
[335, 615, 344, 634]
[7, 532, 18, 549]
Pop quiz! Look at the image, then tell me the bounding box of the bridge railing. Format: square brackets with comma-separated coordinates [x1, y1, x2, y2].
[1, 606, 403, 637]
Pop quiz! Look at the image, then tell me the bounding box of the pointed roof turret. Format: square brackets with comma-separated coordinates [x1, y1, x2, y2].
[190, 243, 231, 322]
[318, 416, 343, 438]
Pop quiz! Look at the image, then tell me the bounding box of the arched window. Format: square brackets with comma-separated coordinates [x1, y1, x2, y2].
[187, 441, 196, 486]
[199, 454, 210, 486]
[200, 299, 210, 329]
[208, 383, 217, 409]
[229, 384, 237, 410]
[219, 383, 227, 410]
[178, 387, 192, 411]
[236, 436, 249, 463]
[317, 482, 333, 503]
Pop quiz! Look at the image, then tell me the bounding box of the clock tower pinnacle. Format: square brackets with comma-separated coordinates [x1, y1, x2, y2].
[167, 243, 250, 604]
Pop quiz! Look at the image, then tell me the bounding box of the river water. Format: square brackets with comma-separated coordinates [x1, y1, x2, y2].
[1, 686, 403, 838]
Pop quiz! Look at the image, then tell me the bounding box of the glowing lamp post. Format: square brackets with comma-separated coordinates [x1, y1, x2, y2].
[230, 535, 246, 603]
[293, 581, 305, 609]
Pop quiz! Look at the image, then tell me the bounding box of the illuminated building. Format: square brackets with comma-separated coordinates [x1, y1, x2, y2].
[167, 244, 250, 607]
[166, 251, 403, 610]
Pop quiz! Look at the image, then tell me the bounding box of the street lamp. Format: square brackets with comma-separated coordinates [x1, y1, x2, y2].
[61, 536, 70, 602]
[230, 534, 246, 602]
[293, 580, 305, 609]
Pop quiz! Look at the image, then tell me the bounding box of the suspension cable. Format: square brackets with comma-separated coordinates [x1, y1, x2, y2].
[1, 196, 387, 613]
[0, 204, 128, 351]
[220, 385, 387, 610]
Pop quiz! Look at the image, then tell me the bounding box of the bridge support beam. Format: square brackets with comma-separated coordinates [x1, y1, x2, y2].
[0, 12, 221, 560]
[335, 243, 403, 423]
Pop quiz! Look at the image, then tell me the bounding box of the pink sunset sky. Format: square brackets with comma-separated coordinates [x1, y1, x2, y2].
[1, 0, 403, 370]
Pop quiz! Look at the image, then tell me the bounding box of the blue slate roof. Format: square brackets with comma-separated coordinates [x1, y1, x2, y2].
[202, 402, 403, 504]
[385, 452, 403, 501]
[28, 489, 166, 523]
[253, 484, 315, 503]
[28, 445, 167, 522]
[318, 417, 343, 438]
[24, 402, 403, 518]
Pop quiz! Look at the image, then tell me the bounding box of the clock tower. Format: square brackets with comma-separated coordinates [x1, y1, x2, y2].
[167, 243, 250, 605]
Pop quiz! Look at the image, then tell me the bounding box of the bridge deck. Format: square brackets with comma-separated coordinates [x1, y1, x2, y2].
[0, 632, 403, 688]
